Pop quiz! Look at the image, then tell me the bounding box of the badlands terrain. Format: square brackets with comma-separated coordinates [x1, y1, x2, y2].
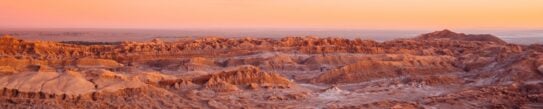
[0, 30, 542, 109]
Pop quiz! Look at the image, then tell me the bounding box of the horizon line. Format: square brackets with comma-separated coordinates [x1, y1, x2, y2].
[1, 27, 542, 32]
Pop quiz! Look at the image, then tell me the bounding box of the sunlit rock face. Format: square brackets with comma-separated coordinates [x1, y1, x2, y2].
[1, 30, 543, 109]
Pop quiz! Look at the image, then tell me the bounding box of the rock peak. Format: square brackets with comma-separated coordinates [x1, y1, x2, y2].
[437, 29, 455, 33]
[439, 29, 453, 33]
[426, 29, 461, 36]
[416, 29, 506, 44]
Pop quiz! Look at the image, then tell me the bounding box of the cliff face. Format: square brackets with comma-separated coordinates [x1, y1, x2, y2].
[203, 66, 292, 90]
[312, 55, 461, 84]
[157, 65, 293, 92]
[1, 30, 543, 108]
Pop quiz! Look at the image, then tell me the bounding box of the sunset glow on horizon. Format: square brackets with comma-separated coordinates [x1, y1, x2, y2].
[1, 0, 542, 30]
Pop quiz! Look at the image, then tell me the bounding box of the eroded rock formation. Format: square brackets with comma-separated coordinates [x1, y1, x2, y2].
[0, 30, 542, 108]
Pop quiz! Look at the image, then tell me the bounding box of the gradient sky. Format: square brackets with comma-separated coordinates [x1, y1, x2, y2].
[1, 0, 542, 30]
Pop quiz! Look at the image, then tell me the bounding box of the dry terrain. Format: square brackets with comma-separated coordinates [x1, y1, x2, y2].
[0, 30, 542, 109]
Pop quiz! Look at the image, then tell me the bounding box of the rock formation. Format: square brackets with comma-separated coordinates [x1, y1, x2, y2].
[415, 29, 507, 44]
[76, 57, 124, 68]
[0, 30, 542, 108]
[312, 55, 461, 84]
[203, 66, 292, 91]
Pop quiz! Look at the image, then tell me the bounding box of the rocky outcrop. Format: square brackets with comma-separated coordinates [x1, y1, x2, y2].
[76, 57, 123, 68]
[183, 57, 218, 71]
[87, 69, 147, 92]
[204, 79, 240, 92]
[203, 66, 292, 91]
[0, 69, 150, 95]
[0, 57, 30, 71]
[0, 66, 16, 75]
[156, 65, 293, 92]
[312, 55, 461, 84]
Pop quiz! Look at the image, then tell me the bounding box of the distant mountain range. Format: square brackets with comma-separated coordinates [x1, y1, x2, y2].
[0, 28, 541, 44]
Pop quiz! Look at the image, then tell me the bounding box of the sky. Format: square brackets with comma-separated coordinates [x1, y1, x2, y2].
[1, 0, 542, 30]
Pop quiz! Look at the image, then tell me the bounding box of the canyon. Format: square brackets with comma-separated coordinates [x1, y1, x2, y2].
[0, 29, 542, 109]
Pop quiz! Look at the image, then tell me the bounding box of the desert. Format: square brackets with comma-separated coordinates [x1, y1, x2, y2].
[0, 29, 542, 108]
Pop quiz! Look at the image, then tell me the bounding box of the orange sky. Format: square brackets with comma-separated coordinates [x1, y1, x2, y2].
[1, 0, 542, 30]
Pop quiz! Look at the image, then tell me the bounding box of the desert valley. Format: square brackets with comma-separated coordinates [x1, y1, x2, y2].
[0, 30, 542, 108]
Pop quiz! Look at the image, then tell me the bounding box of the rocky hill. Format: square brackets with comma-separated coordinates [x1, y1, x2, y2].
[415, 29, 507, 44]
